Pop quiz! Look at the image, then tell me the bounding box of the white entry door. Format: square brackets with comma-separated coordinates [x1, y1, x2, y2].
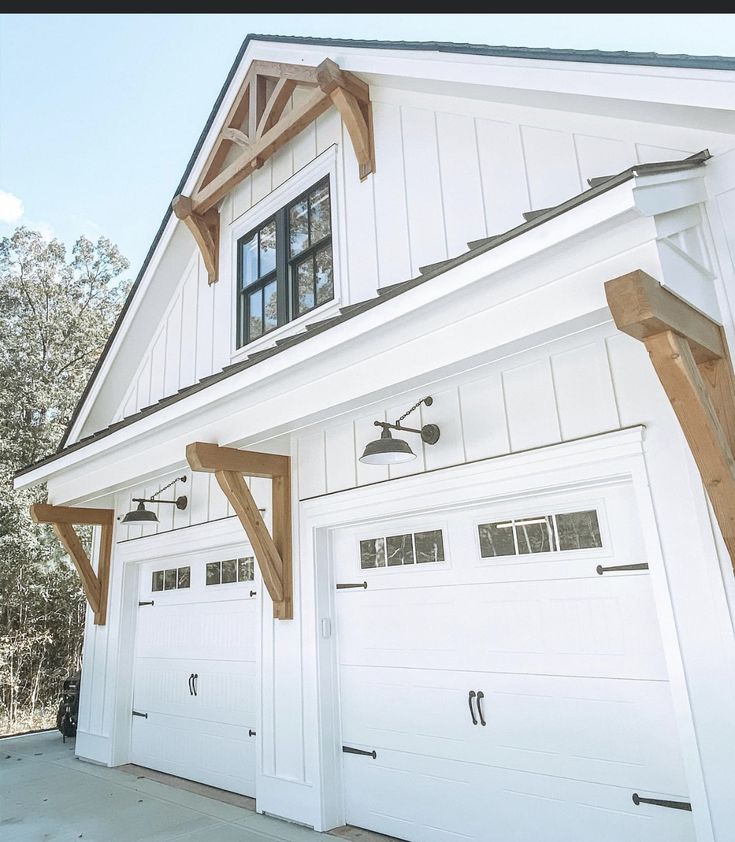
[334, 481, 695, 842]
[131, 553, 258, 796]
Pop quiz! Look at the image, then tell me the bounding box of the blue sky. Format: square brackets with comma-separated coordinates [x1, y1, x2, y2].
[1, 13, 734, 277]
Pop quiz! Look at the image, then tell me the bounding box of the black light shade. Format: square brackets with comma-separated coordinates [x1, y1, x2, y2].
[360, 427, 416, 465]
[121, 501, 159, 524]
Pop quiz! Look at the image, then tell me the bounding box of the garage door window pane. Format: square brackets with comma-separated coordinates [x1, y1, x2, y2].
[164, 569, 177, 590]
[177, 566, 190, 589]
[222, 559, 237, 584]
[152, 570, 164, 591]
[516, 517, 554, 555]
[479, 522, 516, 558]
[238, 557, 254, 581]
[360, 538, 386, 569]
[387, 534, 414, 566]
[556, 510, 602, 550]
[206, 562, 221, 585]
[415, 530, 445, 563]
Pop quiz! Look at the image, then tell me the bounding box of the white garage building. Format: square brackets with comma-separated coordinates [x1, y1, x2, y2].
[16, 36, 735, 842]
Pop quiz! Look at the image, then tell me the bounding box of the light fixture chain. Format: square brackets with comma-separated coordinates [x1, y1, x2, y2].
[395, 396, 430, 426]
[153, 475, 184, 499]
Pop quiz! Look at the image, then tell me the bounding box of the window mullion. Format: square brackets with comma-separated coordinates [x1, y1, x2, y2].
[275, 206, 289, 326]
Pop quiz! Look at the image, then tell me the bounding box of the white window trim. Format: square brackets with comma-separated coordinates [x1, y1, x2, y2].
[228, 145, 341, 362]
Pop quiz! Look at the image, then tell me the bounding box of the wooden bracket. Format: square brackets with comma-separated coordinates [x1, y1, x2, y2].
[186, 442, 292, 619]
[605, 270, 735, 572]
[29, 504, 115, 625]
[172, 195, 220, 284]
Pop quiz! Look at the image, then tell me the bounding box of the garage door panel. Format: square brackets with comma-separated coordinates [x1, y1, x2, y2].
[136, 600, 257, 662]
[344, 750, 476, 842]
[131, 713, 255, 795]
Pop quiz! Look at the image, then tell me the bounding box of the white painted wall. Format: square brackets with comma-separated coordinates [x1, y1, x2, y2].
[98, 84, 734, 437]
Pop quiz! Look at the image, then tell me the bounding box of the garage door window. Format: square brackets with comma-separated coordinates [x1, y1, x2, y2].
[206, 557, 255, 586]
[360, 529, 445, 569]
[478, 509, 601, 558]
[152, 566, 190, 591]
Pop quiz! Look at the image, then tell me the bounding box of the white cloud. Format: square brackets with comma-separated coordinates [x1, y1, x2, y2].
[0, 189, 24, 224]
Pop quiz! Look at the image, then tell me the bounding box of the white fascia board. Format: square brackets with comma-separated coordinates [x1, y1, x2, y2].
[17, 180, 655, 499]
[244, 40, 735, 113]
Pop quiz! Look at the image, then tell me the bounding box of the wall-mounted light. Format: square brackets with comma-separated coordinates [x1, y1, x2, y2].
[359, 397, 440, 466]
[121, 476, 188, 524]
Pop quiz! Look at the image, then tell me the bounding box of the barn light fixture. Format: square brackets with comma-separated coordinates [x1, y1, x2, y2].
[359, 397, 440, 466]
[121, 476, 188, 524]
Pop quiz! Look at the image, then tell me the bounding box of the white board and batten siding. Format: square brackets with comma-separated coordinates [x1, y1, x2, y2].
[105, 84, 727, 432]
[297, 325, 622, 500]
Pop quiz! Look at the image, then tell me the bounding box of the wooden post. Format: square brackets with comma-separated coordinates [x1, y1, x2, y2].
[187, 442, 293, 619]
[605, 269, 735, 573]
[30, 504, 115, 625]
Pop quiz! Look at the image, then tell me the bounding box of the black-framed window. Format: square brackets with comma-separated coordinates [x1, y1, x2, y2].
[237, 177, 333, 347]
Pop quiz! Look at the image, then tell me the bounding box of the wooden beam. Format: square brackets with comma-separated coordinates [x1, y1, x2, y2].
[186, 443, 293, 618]
[255, 77, 298, 139]
[605, 270, 735, 574]
[606, 269, 724, 363]
[172, 195, 220, 284]
[30, 504, 113, 526]
[186, 442, 289, 477]
[644, 331, 735, 566]
[221, 127, 251, 148]
[31, 503, 115, 624]
[192, 86, 332, 214]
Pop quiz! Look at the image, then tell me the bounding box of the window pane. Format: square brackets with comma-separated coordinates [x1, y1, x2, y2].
[556, 510, 602, 551]
[478, 522, 516, 558]
[315, 247, 333, 306]
[296, 258, 315, 314]
[415, 530, 445, 563]
[206, 561, 221, 586]
[360, 537, 386, 569]
[259, 220, 276, 276]
[263, 280, 278, 331]
[289, 199, 309, 257]
[241, 235, 257, 287]
[238, 557, 255, 582]
[177, 566, 190, 589]
[152, 570, 164, 592]
[516, 517, 553, 555]
[386, 534, 414, 566]
[164, 569, 177, 590]
[222, 559, 237, 584]
[310, 182, 331, 243]
[248, 287, 263, 339]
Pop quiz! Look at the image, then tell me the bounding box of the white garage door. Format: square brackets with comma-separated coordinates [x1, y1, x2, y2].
[131, 554, 258, 796]
[334, 481, 695, 842]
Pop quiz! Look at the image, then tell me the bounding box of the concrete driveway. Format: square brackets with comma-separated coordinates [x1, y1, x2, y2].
[0, 731, 362, 842]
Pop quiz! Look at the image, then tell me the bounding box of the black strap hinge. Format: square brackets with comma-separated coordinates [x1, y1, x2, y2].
[596, 563, 649, 575]
[336, 581, 368, 590]
[138, 600, 155, 607]
[632, 793, 692, 811]
[342, 745, 376, 758]
[132, 710, 148, 719]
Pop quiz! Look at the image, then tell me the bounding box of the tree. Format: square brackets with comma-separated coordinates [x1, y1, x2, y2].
[0, 227, 129, 733]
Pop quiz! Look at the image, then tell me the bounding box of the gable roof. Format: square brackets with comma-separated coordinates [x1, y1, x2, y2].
[17, 149, 710, 480]
[58, 33, 735, 454]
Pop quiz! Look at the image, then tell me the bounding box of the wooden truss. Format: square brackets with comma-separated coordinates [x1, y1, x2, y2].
[173, 58, 375, 284]
[606, 270, 735, 572]
[30, 504, 114, 625]
[186, 442, 293, 619]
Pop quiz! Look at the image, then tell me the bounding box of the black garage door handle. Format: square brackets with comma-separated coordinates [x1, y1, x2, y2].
[468, 690, 477, 725]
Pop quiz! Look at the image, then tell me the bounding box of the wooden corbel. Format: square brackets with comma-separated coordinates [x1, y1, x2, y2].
[316, 58, 375, 180]
[605, 269, 735, 572]
[186, 442, 293, 619]
[172, 194, 220, 285]
[29, 504, 115, 625]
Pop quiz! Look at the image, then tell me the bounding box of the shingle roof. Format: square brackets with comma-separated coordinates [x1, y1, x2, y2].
[16, 149, 710, 479]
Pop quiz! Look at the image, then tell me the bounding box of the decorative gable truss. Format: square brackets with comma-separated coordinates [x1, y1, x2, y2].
[174, 58, 375, 284]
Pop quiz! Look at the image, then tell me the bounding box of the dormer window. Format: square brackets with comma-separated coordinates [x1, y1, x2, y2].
[237, 177, 333, 348]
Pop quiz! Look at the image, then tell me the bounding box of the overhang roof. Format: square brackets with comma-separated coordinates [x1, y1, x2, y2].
[16, 149, 710, 480]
